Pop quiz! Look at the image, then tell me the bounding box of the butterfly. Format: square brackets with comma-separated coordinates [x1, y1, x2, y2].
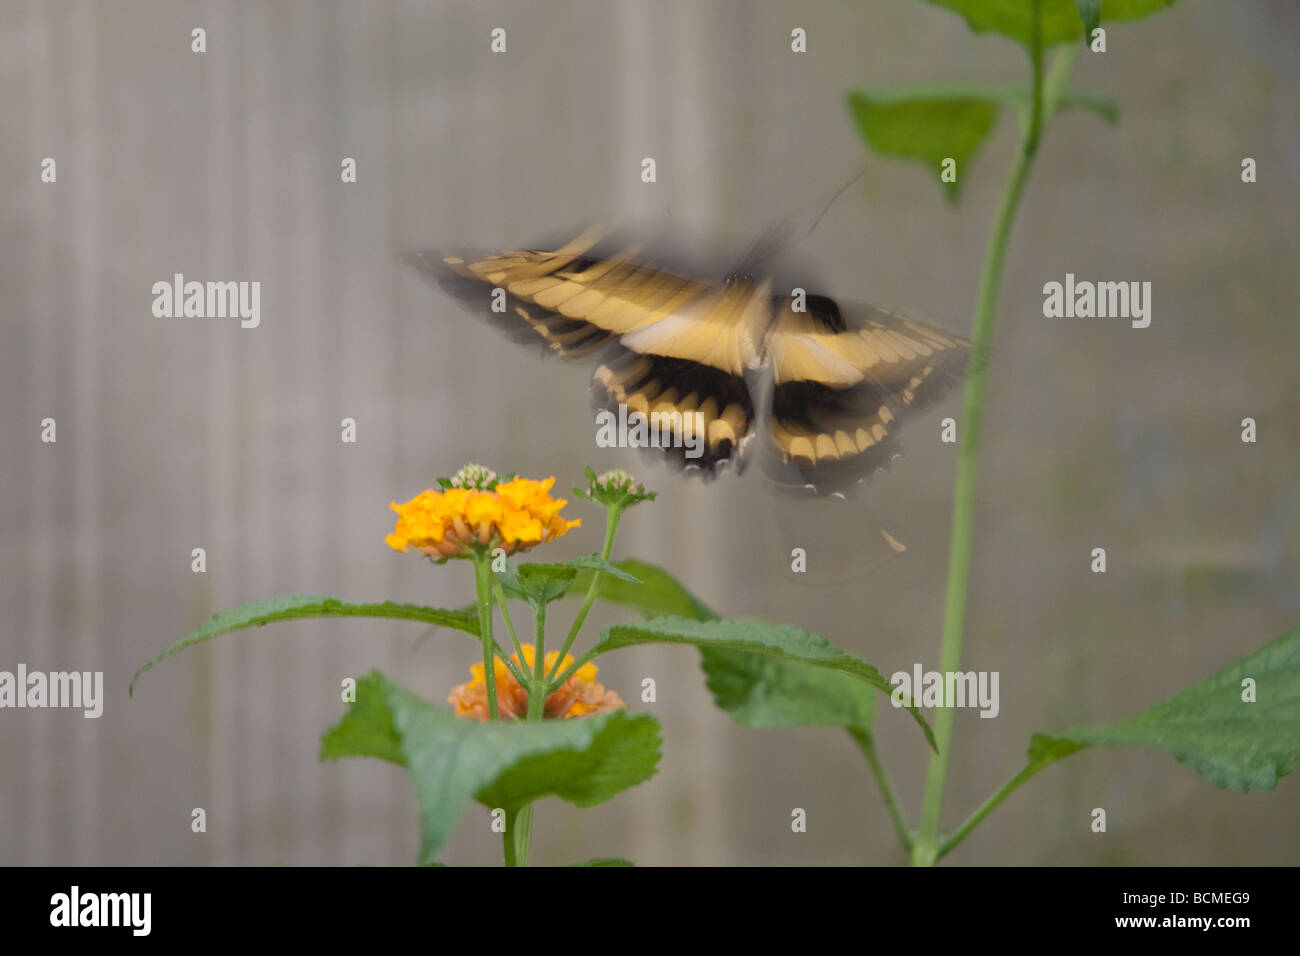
[403, 224, 968, 495]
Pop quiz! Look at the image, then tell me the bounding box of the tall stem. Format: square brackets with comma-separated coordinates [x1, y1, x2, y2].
[472, 554, 499, 721]
[547, 505, 621, 685]
[912, 30, 1079, 867]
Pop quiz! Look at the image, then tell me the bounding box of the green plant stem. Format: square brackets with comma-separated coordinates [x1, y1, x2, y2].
[498, 648, 529, 688]
[510, 606, 549, 867]
[1027, 0, 1044, 152]
[480, 562, 527, 688]
[848, 727, 912, 852]
[938, 759, 1054, 860]
[486, 634, 528, 687]
[472, 553, 499, 721]
[512, 804, 534, 867]
[529, 604, 548, 719]
[492, 575, 528, 670]
[913, 145, 1029, 865]
[545, 644, 599, 690]
[1040, 43, 1084, 138]
[547, 505, 622, 687]
[502, 806, 518, 867]
[912, 36, 1079, 867]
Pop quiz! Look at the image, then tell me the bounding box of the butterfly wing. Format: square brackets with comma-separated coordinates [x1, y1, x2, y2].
[404, 226, 768, 475]
[758, 293, 969, 493]
[402, 226, 624, 359]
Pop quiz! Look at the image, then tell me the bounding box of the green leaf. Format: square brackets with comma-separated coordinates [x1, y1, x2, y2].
[477, 712, 662, 812]
[502, 555, 640, 610]
[848, 89, 997, 202]
[321, 672, 661, 863]
[1032, 627, 1300, 791]
[1073, 0, 1102, 40]
[1025, 734, 1088, 767]
[130, 596, 479, 695]
[567, 857, 634, 867]
[919, 0, 1179, 49]
[570, 560, 877, 728]
[847, 84, 1116, 201]
[566, 562, 891, 733]
[598, 616, 933, 749]
[570, 558, 719, 621]
[564, 554, 642, 583]
[853, 83, 1117, 125]
[701, 648, 878, 729]
[499, 563, 578, 609]
[1056, 88, 1119, 125]
[319, 672, 404, 765]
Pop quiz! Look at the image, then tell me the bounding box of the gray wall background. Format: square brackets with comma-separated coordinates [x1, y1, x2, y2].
[1, 0, 1297, 866]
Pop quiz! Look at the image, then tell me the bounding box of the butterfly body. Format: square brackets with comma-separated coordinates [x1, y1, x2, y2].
[404, 225, 968, 495]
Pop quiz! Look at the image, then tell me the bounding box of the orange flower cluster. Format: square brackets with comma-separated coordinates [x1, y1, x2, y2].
[449, 645, 625, 721]
[385, 476, 580, 559]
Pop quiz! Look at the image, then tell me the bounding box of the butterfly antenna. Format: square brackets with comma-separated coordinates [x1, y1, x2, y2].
[805, 161, 871, 238]
[731, 220, 796, 279]
[410, 623, 438, 652]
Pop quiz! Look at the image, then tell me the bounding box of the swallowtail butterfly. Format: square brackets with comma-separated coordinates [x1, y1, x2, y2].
[404, 224, 968, 495]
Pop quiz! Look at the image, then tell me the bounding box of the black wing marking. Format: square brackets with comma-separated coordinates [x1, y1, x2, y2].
[404, 227, 765, 475]
[758, 293, 969, 494]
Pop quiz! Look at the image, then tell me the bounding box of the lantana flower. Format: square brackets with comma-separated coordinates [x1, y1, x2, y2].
[385, 464, 580, 559]
[449, 644, 626, 721]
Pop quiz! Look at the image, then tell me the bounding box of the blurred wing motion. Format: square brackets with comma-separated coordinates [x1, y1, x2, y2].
[403, 224, 968, 494]
[759, 291, 967, 492]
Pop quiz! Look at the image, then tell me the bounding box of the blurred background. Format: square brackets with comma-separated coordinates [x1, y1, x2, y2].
[1, 0, 1297, 866]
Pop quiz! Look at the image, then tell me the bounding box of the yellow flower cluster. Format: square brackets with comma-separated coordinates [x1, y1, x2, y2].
[449, 645, 626, 721]
[385, 477, 580, 558]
